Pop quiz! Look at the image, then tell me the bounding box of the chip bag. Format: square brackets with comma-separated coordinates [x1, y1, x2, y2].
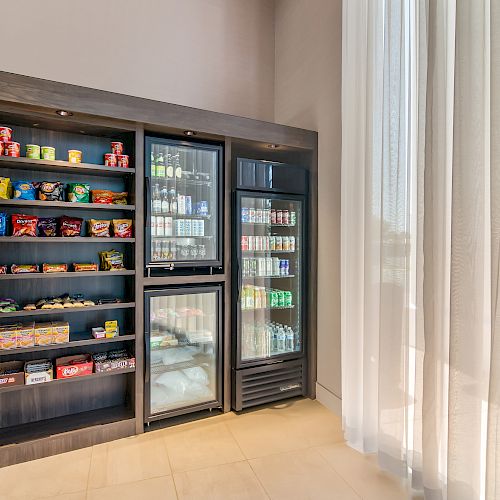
[0, 178, 12, 199]
[12, 214, 38, 237]
[59, 216, 83, 237]
[88, 219, 111, 237]
[68, 183, 90, 203]
[112, 219, 133, 238]
[99, 249, 125, 271]
[12, 181, 36, 200]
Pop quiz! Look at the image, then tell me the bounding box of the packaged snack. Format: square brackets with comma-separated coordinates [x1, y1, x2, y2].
[99, 249, 125, 271]
[12, 214, 38, 237]
[41, 146, 55, 160]
[56, 354, 92, 379]
[111, 142, 124, 155]
[0, 299, 20, 313]
[17, 322, 35, 348]
[26, 144, 40, 159]
[0, 142, 3, 155]
[0, 266, 6, 274]
[112, 219, 133, 238]
[4, 142, 20, 157]
[73, 263, 98, 272]
[104, 153, 117, 167]
[68, 150, 82, 163]
[24, 359, 53, 385]
[117, 155, 129, 168]
[37, 217, 57, 237]
[112, 192, 128, 205]
[34, 323, 54, 346]
[0, 360, 24, 387]
[88, 219, 111, 237]
[38, 181, 64, 201]
[0, 213, 7, 236]
[52, 321, 69, 344]
[67, 183, 90, 203]
[12, 181, 36, 200]
[91, 190, 113, 204]
[59, 216, 83, 237]
[0, 126, 12, 142]
[42, 263, 68, 273]
[0, 177, 12, 199]
[11, 264, 39, 274]
[0, 324, 17, 349]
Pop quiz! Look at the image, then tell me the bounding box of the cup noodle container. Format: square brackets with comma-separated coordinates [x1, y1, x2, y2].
[111, 142, 124, 155]
[0, 142, 3, 155]
[104, 153, 117, 167]
[117, 154, 129, 168]
[41, 146, 56, 160]
[3, 142, 20, 157]
[0, 127, 12, 143]
[68, 150, 82, 163]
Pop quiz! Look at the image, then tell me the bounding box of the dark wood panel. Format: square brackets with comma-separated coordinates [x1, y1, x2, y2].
[0, 270, 135, 281]
[143, 273, 227, 287]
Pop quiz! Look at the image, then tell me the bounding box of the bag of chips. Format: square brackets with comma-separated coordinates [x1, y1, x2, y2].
[91, 190, 113, 204]
[38, 181, 64, 201]
[59, 216, 83, 237]
[112, 219, 133, 238]
[0, 213, 7, 236]
[0, 178, 12, 199]
[99, 249, 125, 271]
[112, 192, 128, 205]
[37, 217, 57, 237]
[12, 214, 38, 237]
[88, 219, 111, 237]
[67, 183, 90, 203]
[12, 181, 36, 200]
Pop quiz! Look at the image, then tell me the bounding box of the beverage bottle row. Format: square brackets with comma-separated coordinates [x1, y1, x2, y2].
[241, 207, 296, 226]
[242, 321, 299, 359]
[240, 235, 295, 252]
[151, 151, 182, 178]
[152, 240, 207, 261]
[242, 257, 290, 277]
[151, 216, 205, 237]
[241, 285, 293, 310]
[152, 184, 209, 217]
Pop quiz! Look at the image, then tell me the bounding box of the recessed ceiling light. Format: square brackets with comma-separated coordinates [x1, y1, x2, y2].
[267, 144, 279, 149]
[79, 130, 86, 134]
[32, 123, 39, 127]
[184, 130, 196, 136]
[56, 109, 73, 117]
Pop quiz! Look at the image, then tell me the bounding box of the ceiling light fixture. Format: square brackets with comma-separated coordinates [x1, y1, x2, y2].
[55, 109, 73, 117]
[32, 123, 39, 127]
[267, 144, 279, 149]
[184, 130, 196, 136]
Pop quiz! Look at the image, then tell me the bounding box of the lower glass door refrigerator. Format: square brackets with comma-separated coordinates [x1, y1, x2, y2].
[144, 286, 223, 422]
[232, 158, 308, 411]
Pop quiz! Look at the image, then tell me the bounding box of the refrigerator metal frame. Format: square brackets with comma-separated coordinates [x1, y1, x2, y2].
[144, 136, 224, 271]
[144, 284, 224, 423]
[232, 190, 308, 371]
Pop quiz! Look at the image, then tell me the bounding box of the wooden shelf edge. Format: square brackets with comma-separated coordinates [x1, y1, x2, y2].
[0, 302, 135, 318]
[0, 237, 135, 243]
[0, 270, 135, 280]
[0, 199, 135, 211]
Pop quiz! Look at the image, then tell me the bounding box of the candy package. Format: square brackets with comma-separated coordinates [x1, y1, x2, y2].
[11, 264, 39, 274]
[38, 181, 64, 201]
[12, 214, 38, 237]
[91, 190, 113, 204]
[0, 213, 7, 236]
[37, 217, 57, 237]
[67, 183, 90, 203]
[59, 216, 83, 237]
[112, 219, 133, 238]
[0, 178, 12, 199]
[112, 192, 128, 205]
[12, 181, 36, 200]
[99, 249, 125, 271]
[42, 263, 68, 273]
[88, 219, 111, 237]
[73, 263, 98, 272]
[0, 266, 6, 274]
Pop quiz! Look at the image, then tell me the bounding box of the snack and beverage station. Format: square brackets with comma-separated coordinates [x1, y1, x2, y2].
[0, 71, 317, 467]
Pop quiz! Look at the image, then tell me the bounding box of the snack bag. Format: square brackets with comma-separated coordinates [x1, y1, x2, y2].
[111, 192, 128, 205]
[42, 264, 68, 273]
[73, 263, 98, 272]
[88, 219, 111, 237]
[12, 181, 36, 200]
[0, 213, 7, 236]
[38, 181, 64, 201]
[0, 178, 12, 199]
[37, 217, 57, 237]
[99, 249, 125, 271]
[91, 190, 113, 204]
[58, 216, 83, 237]
[67, 183, 90, 203]
[11, 214, 38, 237]
[112, 219, 133, 238]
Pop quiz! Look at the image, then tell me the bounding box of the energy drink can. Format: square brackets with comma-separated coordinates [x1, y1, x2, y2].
[284, 291, 292, 308]
[241, 207, 249, 222]
[277, 290, 285, 307]
[276, 210, 283, 225]
[249, 208, 256, 223]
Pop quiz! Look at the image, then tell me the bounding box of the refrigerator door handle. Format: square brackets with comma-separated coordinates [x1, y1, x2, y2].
[145, 176, 151, 232]
[237, 260, 242, 303]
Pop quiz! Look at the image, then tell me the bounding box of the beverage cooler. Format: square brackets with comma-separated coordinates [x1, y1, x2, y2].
[144, 286, 223, 422]
[232, 158, 308, 411]
[145, 137, 223, 272]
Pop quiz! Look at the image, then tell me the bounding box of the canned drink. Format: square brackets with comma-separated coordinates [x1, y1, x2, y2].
[256, 209, 263, 223]
[279, 259, 286, 276]
[0, 126, 12, 142]
[117, 154, 129, 168]
[277, 290, 285, 307]
[270, 209, 276, 224]
[272, 257, 281, 276]
[111, 142, 124, 155]
[269, 236, 276, 251]
[248, 236, 255, 251]
[290, 211, 297, 226]
[241, 235, 249, 251]
[41, 146, 56, 160]
[25, 144, 40, 159]
[241, 207, 249, 223]
[104, 153, 117, 167]
[282, 236, 290, 251]
[284, 259, 290, 275]
[257, 257, 266, 276]
[284, 291, 292, 308]
[250, 258, 257, 277]
[257, 236, 264, 251]
[289, 236, 295, 252]
[249, 208, 256, 223]
[283, 210, 289, 225]
[150, 215, 156, 237]
[270, 290, 279, 308]
[265, 209, 271, 224]
[266, 257, 273, 276]
[275, 236, 283, 251]
[242, 258, 249, 277]
[3, 141, 20, 157]
[185, 196, 192, 215]
[276, 210, 283, 225]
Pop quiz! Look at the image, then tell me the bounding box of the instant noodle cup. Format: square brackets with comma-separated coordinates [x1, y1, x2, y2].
[68, 150, 82, 163]
[4, 142, 20, 157]
[104, 153, 117, 167]
[0, 127, 12, 142]
[0, 142, 4, 155]
[41, 146, 56, 160]
[117, 154, 129, 168]
[26, 144, 40, 160]
[111, 142, 123, 155]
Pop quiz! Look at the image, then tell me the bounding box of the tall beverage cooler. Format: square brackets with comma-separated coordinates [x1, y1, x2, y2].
[232, 158, 308, 411]
[145, 137, 223, 272]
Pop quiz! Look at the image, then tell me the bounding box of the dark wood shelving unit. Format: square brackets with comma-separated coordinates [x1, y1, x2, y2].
[0, 302, 135, 319]
[0, 199, 135, 211]
[0, 236, 135, 243]
[0, 270, 135, 280]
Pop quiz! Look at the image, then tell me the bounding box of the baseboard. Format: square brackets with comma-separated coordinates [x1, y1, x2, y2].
[315, 383, 342, 416]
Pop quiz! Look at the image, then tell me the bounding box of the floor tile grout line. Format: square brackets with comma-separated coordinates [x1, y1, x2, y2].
[246, 458, 273, 500]
[161, 434, 180, 500]
[84, 445, 94, 498]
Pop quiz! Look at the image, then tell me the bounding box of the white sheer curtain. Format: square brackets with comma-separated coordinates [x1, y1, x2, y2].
[341, 1, 498, 499]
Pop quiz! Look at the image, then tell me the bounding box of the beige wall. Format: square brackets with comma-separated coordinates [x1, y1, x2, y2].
[1, 0, 275, 121]
[274, 0, 343, 411]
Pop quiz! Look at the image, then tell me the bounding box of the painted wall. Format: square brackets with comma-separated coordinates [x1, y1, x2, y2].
[274, 0, 343, 413]
[0, 0, 275, 121]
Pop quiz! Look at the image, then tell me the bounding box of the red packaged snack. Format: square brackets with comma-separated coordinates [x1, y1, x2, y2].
[11, 264, 39, 274]
[111, 142, 124, 155]
[117, 155, 129, 168]
[59, 216, 83, 237]
[91, 190, 113, 204]
[55, 354, 93, 379]
[104, 153, 117, 167]
[0, 127, 12, 142]
[12, 214, 38, 237]
[3, 142, 20, 157]
[42, 263, 68, 273]
[112, 219, 133, 238]
[0, 143, 3, 155]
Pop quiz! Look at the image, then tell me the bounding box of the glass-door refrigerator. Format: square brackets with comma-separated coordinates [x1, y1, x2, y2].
[144, 286, 223, 422]
[145, 137, 222, 272]
[232, 158, 308, 411]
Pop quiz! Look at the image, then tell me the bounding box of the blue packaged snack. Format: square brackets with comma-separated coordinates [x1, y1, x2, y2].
[12, 181, 36, 200]
[0, 212, 6, 236]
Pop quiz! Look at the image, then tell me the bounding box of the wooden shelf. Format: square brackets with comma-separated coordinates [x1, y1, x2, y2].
[0, 270, 135, 280]
[0, 237, 135, 243]
[0, 199, 135, 211]
[0, 302, 135, 319]
[0, 156, 135, 177]
[0, 333, 135, 356]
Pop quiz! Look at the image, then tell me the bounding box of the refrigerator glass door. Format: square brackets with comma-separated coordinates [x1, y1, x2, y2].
[238, 194, 304, 364]
[147, 139, 221, 266]
[147, 289, 219, 415]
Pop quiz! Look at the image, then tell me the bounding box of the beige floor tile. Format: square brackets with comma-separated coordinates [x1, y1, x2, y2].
[249, 448, 360, 500]
[0, 447, 91, 500]
[316, 443, 408, 500]
[86, 476, 177, 500]
[226, 398, 344, 459]
[51, 493, 86, 500]
[88, 432, 171, 490]
[163, 420, 245, 472]
[174, 461, 269, 500]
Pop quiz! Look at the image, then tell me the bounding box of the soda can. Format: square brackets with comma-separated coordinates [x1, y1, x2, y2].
[269, 236, 276, 251]
[282, 236, 290, 251]
[250, 258, 257, 277]
[275, 236, 283, 251]
[277, 290, 285, 307]
[241, 207, 249, 223]
[272, 257, 280, 276]
[266, 257, 273, 276]
[270, 209, 277, 224]
[242, 258, 248, 277]
[284, 259, 290, 275]
[283, 210, 289, 225]
[249, 208, 256, 223]
[279, 259, 286, 276]
[290, 211, 297, 226]
[256, 209, 263, 223]
[150, 215, 156, 237]
[185, 196, 192, 215]
[248, 236, 255, 251]
[276, 210, 283, 225]
[257, 257, 267, 276]
[241, 235, 249, 251]
[270, 290, 279, 308]
[264, 236, 270, 250]
[284, 291, 292, 308]
[289, 236, 295, 252]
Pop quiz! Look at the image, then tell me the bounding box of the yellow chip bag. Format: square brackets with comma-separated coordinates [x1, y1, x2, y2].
[0, 177, 12, 199]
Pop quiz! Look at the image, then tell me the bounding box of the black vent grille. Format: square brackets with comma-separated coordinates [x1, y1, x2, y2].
[233, 360, 304, 410]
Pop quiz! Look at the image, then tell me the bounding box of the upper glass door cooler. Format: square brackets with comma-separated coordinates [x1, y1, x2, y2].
[145, 137, 222, 270]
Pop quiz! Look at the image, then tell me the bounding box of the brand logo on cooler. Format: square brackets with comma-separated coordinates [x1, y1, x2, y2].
[280, 383, 301, 392]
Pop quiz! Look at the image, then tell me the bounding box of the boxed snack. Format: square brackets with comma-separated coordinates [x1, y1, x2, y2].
[93, 350, 135, 373]
[34, 322, 54, 346]
[42, 263, 68, 273]
[55, 354, 93, 379]
[11, 264, 39, 274]
[104, 320, 119, 338]
[91, 327, 106, 339]
[17, 322, 35, 348]
[0, 324, 18, 350]
[38, 181, 64, 201]
[25, 359, 53, 385]
[52, 321, 70, 344]
[0, 361, 25, 389]
[12, 214, 38, 237]
[67, 183, 90, 203]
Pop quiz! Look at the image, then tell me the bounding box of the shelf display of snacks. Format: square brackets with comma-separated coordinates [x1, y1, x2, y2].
[99, 250, 125, 271]
[67, 183, 90, 202]
[55, 354, 92, 379]
[0, 360, 24, 388]
[93, 348, 135, 372]
[25, 359, 53, 385]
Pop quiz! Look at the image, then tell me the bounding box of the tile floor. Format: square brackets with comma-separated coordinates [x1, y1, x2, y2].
[0, 398, 411, 500]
